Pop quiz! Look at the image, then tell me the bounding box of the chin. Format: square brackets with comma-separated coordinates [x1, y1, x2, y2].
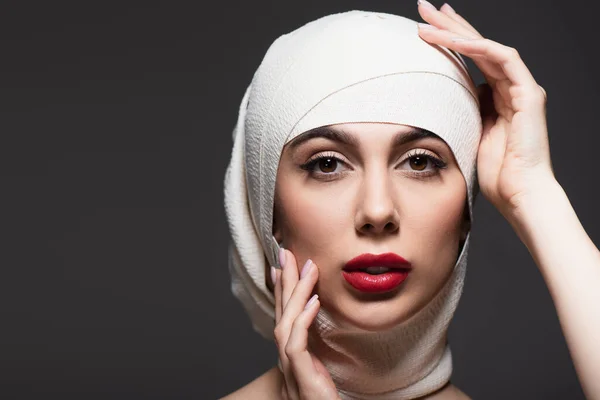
[331, 293, 421, 332]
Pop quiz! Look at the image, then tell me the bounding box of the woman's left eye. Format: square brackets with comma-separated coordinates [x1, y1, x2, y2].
[399, 151, 447, 174]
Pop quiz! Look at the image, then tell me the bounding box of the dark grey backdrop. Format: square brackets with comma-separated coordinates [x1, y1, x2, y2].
[1, 0, 598, 399]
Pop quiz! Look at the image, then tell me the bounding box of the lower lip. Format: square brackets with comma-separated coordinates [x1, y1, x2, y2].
[342, 270, 410, 293]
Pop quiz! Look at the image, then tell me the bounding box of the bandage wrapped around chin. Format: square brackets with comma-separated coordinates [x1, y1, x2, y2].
[224, 10, 482, 399]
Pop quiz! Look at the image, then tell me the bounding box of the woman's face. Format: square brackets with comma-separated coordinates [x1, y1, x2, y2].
[271, 122, 470, 331]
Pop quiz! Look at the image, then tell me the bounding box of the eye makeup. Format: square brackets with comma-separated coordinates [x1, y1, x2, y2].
[299, 148, 448, 181]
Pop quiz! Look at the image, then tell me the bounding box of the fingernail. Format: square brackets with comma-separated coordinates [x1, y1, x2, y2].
[270, 266, 277, 286]
[417, 23, 438, 30]
[417, 0, 437, 10]
[278, 247, 286, 269]
[300, 259, 313, 279]
[442, 2, 456, 13]
[304, 294, 319, 310]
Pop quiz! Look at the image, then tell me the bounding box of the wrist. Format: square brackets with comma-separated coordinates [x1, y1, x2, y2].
[503, 177, 571, 248]
[502, 174, 562, 225]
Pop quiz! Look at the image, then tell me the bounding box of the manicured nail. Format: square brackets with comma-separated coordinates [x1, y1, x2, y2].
[442, 2, 456, 13]
[270, 266, 277, 286]
[417, 0, 437, 10]
[304, 294, 319, 310]
[278, 247, 286, 269]
[300, 259, 313, 279]
[418, 23, 438, 30]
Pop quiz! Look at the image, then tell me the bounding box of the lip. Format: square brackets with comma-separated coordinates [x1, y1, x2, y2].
[342, 253, 412, 293]
[343, 252, 412, 271]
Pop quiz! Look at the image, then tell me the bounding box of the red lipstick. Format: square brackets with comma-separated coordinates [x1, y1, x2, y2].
[342, 253, 412, 293]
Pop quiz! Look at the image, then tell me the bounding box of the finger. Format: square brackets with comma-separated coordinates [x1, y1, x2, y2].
[281, 249, 299, 312]
[417, 0, 480, 39]
[417, 1, 536, 98]
[274, 267, 283, 323]
[450, 38, 543, 105]
[285, 294, 322, 388]
[494, 79, 516, 118]
[416, 17, 497, 87]
[439, 3, 483, 37]
[274, 252, 302, 400]
[417, 31, 540, 98]
[437, 3, 504, 83]
[273, 267, 291, 394]
[275, 259, 318, 400]
[280, 260, 318, 328]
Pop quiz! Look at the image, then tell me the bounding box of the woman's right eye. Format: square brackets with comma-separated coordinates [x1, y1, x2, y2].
[299, 153, 349, 179]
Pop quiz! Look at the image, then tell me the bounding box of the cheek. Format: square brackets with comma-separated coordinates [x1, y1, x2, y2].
[398, 177, 467, 294]
[277, 183, 351, 253]
[399, 175, 466, 241]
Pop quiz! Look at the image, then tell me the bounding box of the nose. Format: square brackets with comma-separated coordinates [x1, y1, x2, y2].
[355, 168, 400, 236]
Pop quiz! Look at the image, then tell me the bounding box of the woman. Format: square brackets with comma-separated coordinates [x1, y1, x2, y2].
[222, 2, 600, 399]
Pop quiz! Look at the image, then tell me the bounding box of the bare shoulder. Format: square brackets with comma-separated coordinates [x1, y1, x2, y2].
[220, 366, 281, 400]
[449, 384, 471, 400]
[419, 382, 472, 400]
[444, 383, 471, 400]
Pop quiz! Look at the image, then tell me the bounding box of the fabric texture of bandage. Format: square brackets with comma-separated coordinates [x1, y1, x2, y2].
[223, 10, 482, 399]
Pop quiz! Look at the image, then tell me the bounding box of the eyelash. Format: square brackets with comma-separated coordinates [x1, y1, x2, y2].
[299, 150, 448, 181]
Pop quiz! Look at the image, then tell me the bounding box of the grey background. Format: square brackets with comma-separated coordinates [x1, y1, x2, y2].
[0, 0, 597, 399]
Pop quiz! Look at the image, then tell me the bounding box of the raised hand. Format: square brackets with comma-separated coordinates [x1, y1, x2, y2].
[416, 0, 555, 218]
[271, 250, 340, 400]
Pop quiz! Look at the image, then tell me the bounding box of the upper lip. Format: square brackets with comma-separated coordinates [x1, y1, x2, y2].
[343, 252, 412, 271]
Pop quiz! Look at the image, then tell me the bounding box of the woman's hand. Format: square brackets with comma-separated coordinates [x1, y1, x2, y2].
[271, 249, 340, 400]
[418, 5, 600, 398]
[416, 1, 556, 218]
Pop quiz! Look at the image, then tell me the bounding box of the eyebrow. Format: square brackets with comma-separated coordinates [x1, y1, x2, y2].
[287, 125, 441, 150]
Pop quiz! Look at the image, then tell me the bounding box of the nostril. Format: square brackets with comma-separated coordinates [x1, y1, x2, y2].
[362, 222, 397, 233]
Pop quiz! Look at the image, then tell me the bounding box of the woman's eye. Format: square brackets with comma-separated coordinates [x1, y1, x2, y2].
[300, 154, 348, 177]
[399, 152, 447, 175]
[408, 155, 428, 171]
[300, 151, 446, 179]
[316, 157, 340, 173]
[406, 155, 438, 171]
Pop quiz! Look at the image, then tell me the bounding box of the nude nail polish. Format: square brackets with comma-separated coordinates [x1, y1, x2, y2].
[417, 0, 437, 10]
[442, 3, 456, 13]
[278, 247, 286, 269]
[300, 259, 312, 279]
[304, 294, 319, 310]
[270, 266, 277, 286]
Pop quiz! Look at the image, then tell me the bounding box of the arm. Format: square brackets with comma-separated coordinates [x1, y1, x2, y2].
[507, 178, 600, 399]
[416, 3, 599, 397]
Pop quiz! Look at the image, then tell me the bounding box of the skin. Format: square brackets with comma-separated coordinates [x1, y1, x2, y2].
[270, 122, 470, 332]
[224, 1, 600, 399]
[267, 120, 470, 399]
